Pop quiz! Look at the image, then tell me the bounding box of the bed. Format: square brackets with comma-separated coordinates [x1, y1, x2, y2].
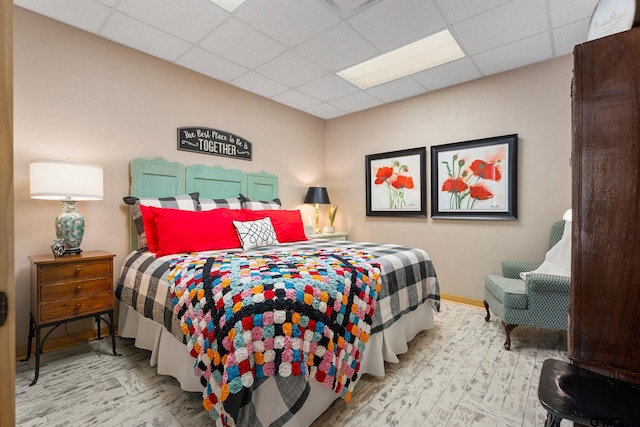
[115, 157, 441, 426]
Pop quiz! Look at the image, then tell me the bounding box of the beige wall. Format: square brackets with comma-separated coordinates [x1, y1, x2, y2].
[325, 56, 572, 301]
[13, 8, 325, 351]
[13, 7, 572, 351]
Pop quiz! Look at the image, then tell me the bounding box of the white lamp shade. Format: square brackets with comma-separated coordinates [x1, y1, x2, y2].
[30, 159, 103, 201]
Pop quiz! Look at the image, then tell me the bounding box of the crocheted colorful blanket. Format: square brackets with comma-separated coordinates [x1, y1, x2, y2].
[167, 248, 381, 426]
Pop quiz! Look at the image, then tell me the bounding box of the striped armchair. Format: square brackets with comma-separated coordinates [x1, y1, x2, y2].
[483, 220, 570, 350]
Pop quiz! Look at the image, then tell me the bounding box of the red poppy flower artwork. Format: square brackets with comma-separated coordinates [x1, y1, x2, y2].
[374, 160, 416, 209]
[375, 166, 393, 184]
[391, 175, 414, 190]
[469, 184, 493, 200]
[469, 160, 502, 181]
[440, 151, 503, 210]
[433, 135, 517, 219]
[441, 178, 467, 193]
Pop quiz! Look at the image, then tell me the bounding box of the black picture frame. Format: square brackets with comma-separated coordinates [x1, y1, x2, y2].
[431, 134, 518, 220]
[365, 147, 427, 217]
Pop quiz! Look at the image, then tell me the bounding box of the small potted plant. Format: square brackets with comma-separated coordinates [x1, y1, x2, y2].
[324, 205, 338, 234]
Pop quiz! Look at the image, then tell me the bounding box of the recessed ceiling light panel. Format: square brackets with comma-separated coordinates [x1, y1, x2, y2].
[337, 29, 465, 89]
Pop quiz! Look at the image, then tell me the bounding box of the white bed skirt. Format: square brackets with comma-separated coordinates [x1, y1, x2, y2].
[118, 301, 435, 425]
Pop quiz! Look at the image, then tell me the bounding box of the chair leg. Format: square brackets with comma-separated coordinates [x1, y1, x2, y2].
[483, 300, 490, 321]
[502, 322, 518, 350]
[544, 412, 562, 427]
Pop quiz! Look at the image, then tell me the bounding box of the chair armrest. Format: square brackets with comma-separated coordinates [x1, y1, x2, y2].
[525, 273, 571, 294]
[501, 260, 541, 279]
[524, 273, 571, 331]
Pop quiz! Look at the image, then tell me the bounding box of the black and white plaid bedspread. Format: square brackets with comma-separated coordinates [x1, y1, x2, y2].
[115, 240, 440, 340]
[114, 240, 440, 426]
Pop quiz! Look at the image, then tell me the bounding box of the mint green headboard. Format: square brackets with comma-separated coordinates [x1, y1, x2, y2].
[130, 157, 185, 198]
[128, 157, 279, 251]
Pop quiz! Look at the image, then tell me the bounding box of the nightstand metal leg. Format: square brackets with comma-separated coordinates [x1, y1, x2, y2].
[30, 326, 42, 386]
[24, 309, 120, 385]
[95, 310, 120, 356]
[21, 313, 36, 362]
[95, 315, 102, 340]
[29, 323, 64, 386]
[107, 311, 120, 356]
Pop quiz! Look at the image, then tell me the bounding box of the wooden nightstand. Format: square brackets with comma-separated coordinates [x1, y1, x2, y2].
[23, 250, 118, 386]
[307, 231, 348, 241]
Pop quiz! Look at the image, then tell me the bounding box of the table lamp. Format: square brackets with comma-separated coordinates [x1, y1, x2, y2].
[30, 159, 104, 255]
[304, 186, 330, 234]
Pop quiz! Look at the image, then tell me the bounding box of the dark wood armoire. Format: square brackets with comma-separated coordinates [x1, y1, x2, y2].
[570, 27, 640, 383]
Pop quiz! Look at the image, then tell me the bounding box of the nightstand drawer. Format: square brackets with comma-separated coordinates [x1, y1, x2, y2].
[40, 292, 112, 322]
[40, 276, 113, 302]
[38, 259, 111, 283]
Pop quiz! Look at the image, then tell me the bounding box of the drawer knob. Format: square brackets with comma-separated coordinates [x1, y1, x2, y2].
[75, 304, 81, 311]
[76, 285, 82, 293]
[74, 267, 81, 275]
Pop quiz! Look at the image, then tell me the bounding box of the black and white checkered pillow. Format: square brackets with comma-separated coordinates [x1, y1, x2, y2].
[199, 197, 242, 211]
[233, 217, 280, 250]
[123, 193, 199, 250]
[238, 193, 282, 210]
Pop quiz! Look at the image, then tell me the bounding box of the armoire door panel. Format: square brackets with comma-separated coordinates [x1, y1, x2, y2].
[571, 28, 640, 383]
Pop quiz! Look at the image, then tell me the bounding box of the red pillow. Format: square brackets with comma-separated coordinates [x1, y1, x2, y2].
[148, 207, 247, 257]
[140, 204, 160, 253]
[242, 209, 308, 243]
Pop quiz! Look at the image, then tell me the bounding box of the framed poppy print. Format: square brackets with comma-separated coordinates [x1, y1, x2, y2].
[431, 134, 517, 220]
[365, 147, 427, 217]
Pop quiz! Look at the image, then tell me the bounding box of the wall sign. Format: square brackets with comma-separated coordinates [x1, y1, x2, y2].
[177, 127, 252, 161]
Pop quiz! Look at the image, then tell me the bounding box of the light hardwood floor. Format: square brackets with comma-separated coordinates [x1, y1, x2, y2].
[15, 302, 569, 426]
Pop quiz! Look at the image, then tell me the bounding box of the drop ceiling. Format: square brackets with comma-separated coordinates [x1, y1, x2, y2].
[14, 0, 599, 120]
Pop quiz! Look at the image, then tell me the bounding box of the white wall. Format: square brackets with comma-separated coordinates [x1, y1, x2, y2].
[13, 7, 572, 352]
[325, 56, 572, 301]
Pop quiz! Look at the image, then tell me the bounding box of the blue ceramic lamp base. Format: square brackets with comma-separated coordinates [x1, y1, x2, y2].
[55, 200, 84, 255]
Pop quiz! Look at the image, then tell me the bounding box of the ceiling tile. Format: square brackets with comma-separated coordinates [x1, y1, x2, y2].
[365, 76, 427, 103]
[321, 0, 382, 19]
[304, 103, 348, 120]
[435, 0, 511, 24]
[473, 32, 552, 76]
[16, 0, 600, 120]
[347, 0, 446, 52]
[255, 51, 329, 87]
[199, 17, 287, 69]
[552, 18, 590, 56]
[235, 0, 341, 47]
[453, 0, 547, 55]
[96, 0, 118, 6]
[412, 57, 482, 91]
[177, 47, 248, 82]
[298, 73, 360, 101]
[230, 71, 289, 98]
[115, 0, 228, 43]
[328, 90, 382, 113]
[295, 22, 379, 72]
[549, 0, 599, 27]
[15, 0, 112, 33]
[101, 11, 192, 62]
[272, 89, 323, 110]
[212, 0, 247, 13]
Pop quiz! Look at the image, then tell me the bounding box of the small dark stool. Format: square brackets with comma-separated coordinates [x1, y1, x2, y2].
[538, 359, 640, 427]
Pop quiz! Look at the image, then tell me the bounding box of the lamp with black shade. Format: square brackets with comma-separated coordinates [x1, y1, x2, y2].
[304, 186, 330, 235]
[29, 159, 104, 255]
